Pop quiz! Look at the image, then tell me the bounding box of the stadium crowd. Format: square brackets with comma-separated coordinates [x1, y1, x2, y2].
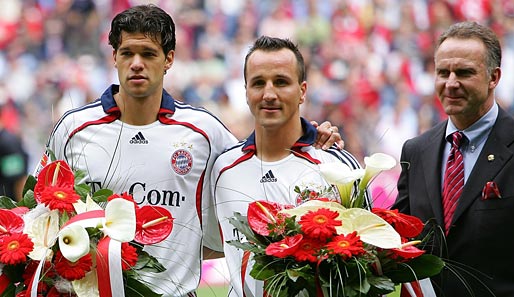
[1, 0, 514, 198]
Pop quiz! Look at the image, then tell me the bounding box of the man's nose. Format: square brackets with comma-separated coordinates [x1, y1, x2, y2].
[263, 82, 277, 101]
[445, 72, 459, 88]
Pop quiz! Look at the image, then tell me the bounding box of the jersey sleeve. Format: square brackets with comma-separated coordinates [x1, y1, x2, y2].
[33, 114, 73, 175]
[201, 121, 237, 252]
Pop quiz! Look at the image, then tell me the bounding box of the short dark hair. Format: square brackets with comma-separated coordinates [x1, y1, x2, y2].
[108, 4, 176, 55]
[436, 21, 501, 73]
[244, 36, 306, 84]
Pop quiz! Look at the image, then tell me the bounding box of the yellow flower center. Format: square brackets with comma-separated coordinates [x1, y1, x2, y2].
[280, 243, 290, 248]
[8, 240, 20, 251]
[337, 240, 350, 248]
[63, 236, 71, 244]
[313, 215, 327, 224]
[54, 191, 67, 200]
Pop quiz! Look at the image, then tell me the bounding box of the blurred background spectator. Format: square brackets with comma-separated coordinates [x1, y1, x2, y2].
[1, 0, 513, 207]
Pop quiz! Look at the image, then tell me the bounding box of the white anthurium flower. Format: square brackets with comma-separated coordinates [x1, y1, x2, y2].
[59, 224, 91, 262]
[102, 198, 136, 242]
[359, 153, 397, 190]
[73, 269, 99, 297]
[336, 208, 401, 249]
[73, 194, 102, 214]
[319, 162, 365, 207]
[25, 207, 60, 261]
[280, 200, 346, 218]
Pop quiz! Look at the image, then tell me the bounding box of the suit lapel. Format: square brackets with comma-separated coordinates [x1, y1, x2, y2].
[421, 122, 447, 226]
[452, 108, 514, 224]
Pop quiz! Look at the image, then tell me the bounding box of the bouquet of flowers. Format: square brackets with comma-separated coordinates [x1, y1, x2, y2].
[0, 160, 173, 297]
[228, 153, 444, 297]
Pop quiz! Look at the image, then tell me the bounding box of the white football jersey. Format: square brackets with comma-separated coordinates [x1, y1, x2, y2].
[38, 85, 237, 296]
[210, 119, 367, 297]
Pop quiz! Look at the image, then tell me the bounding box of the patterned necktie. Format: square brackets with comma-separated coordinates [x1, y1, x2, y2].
[442, 131, 465, 234]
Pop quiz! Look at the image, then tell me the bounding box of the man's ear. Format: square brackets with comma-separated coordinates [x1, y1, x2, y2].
[489, 67, 501, 89]
[164, 50, 175, 71]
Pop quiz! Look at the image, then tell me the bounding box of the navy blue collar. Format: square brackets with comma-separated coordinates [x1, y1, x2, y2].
[100, 84, 176, 116]
[242, 117, 317, 152]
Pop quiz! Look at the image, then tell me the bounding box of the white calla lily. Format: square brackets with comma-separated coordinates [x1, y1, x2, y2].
[73, 194, 102, 214]
[319, 162, 365, 207]
[25, 208, 60, 261]
[59, 224, 91, 262]
[280, 200, 345, 218]
[102, 198, 136, 242]
[336, 208, 401, 249]
[360, 153, 397, 189]
[72, 270, 99, 297]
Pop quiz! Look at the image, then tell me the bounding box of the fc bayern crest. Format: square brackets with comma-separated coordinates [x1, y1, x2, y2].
[171, 149, 193, 175]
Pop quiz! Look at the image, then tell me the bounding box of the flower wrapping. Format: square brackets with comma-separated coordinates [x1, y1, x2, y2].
[0, 160, 174, 297]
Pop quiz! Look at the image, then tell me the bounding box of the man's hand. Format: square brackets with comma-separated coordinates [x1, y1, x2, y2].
[311, 121, 345, 150]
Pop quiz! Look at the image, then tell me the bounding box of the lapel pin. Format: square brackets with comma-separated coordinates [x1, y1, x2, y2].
[487, 154, 495, 162]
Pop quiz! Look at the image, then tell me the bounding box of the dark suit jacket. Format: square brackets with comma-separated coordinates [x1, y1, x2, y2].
[393, 106, 514, 297]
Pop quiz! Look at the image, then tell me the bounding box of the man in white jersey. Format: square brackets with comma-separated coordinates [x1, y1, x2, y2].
[210, 36, 369, 297]
[36, 5, 343, 296]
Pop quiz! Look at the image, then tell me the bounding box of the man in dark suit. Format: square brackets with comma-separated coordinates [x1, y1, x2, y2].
[394, 21, 514, 297]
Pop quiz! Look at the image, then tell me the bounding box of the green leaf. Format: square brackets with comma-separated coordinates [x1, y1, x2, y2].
[227, 212, 264, 247]
[0, 196, 17, 209]
[124, 276, 163, 297]
[74, 183, 92, 200]
[385, 254, 445, 283]
[22, 175, 37, 197]
[92, 188, 114, 203]
[249, 258, 277, 280]
[226, 240, 262, 254]
[367, 274, 395, 294]
[286, 264, 313, 282]
[16, 190, 37, 209]
[133, 249, 166, 273]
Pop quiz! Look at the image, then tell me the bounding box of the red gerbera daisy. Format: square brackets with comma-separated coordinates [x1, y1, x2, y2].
[0, 233, 34, 265]
[293, 237, 323, 263]
[121, 242, 138, 271]
[265, 234, 303, 258]
[54, 250, 92, 281]
[326, 231, 365, 260]
[38, 185, 80, 212]
[299, 208, 341, 241]
[371, 208, 424, 238]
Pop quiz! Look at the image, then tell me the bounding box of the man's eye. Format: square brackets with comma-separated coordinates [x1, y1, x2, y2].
[275, 79, 288, 86]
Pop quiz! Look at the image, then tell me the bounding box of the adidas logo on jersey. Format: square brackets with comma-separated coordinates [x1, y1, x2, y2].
[260, 170, 277, 183]
[129, 132, 149, 144]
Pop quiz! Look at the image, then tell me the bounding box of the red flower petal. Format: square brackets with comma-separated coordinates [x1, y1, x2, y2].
[34, 160, 75, 203]
[392, 244, 426, 259]
[247, 201, 287, 236]
[372, 208, 424, 238]
[0, 233, 34, 265]
[108, 192, 139, 209]
[135, 206, 174, 244]
[121, 242, 138, 270]
[0, 209, 24, 236]
[265, 234, 303, 258]
[54, 250, 92, 281]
